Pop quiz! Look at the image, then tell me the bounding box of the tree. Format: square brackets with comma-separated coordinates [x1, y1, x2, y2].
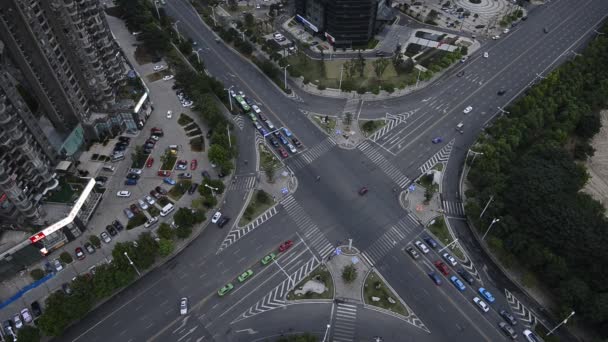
[174, 207, 197, 229]
[158, 239, 175, 257]
[243, 13, 255, 28]
[175, 225, 193, 239]
[89, 235, 101, 248]
[30, 268, 45, 281]
[342, 265, 357, 283]
[60, 252, 73, 264]
[263, 162, 275, 182]
[17, 325, 40, 342]
[256, 190, 271, 204]
[208, 144, 230, 165]
[356, 52, 365, 77]
[157, 223, 175, 240]
[372, 58, 390, 80]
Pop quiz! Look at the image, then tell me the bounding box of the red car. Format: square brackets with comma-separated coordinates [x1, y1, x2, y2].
[146, 157, 154, 168]
[278, 148, 288, 158]
[158, 170, 170, 177]
[434, 261, 450, 276]
[130, 204, 141, 215]
[279, 240, 294, 252]
[190, 159, 197, 170]
[178, 160, 187, 165]
[75, 247, 85, 260]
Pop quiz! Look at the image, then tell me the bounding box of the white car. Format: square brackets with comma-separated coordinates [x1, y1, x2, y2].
[53, 259, 63, 272]
[182, 101, 193, 108]
[473, 297, 489, 312]
[211, 211, 222, 224]
[492, 35, 500, 40]
[150, 135, 160, 141]
[460, 56, 468, 63]
[163, 75, 174, 81]
[129, 168, 142, 175]
[254, 122, 262, 130]
[13, 313, 22, 329]
[463, 106, 473, 114]
[230, 89, 236, 98]
[503, 28, 510, 34]
[167, 110, 172, 119]
[153, 65, 165, 71]
[180, 297, 188, 315]
[251, 104, 261, 114]
[20, 308, 32, 323]
[145, 195, 155, 205]
[287, 143, 297, 153]
[100, 231, 111, 243]
[414, 241, 429, 254]
[483, 52, 489, 58]
[138, 199, 149, 210]
[265, 120, 275, 130]
[144, 216, 159, 228]
[117, 190, 131, 197]
[442, 253, 457, 266]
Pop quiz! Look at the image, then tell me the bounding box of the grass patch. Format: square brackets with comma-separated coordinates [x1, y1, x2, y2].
[183, 122, 199, 131]
[160, 151, 178, 170]
[158, 196, 173, 207]
[134, 45, 156, 65]
[127, 213, 147, 230]
[46, 178, 81, 203]
[148, 206, 160, 217]
[363, 272, 406, 315]
[312, 115, 337, 133]
[168, 180, 192, 201]
[360, 119, 386, 137]
[239, 190, 274, 226]
[286, 265, 333, 300]
[427, 217, 464, 259]
[186, 129, 202, 137]
[190, 136, 205, 152]
[177, 113, 194, 126]
[259, 144, 281, 172]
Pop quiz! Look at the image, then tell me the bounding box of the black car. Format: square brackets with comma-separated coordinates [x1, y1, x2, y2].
[457, 71, 465, 77]
[114, 145, 126, 152]
[217, 217, 231, 228]
[375, 51, 387, 57]
[188, 183, 198, 195]
[118, 136, 131, 144]
[144, 143, 154, 149]
[291, 137, 302, 147]
[245, 97, 254, 106]
[31, 301, 42, 317]
[456, 268, 475, 285]
[155, 186, 168, 195]
[423, 237, 438, 249]
[106, 225, 118, 236]
[201, 171, 211, 179]
[112, 220, 124, 231]
[3, 320, 12, 336]
[126, 173, 140, 180]
[95, 176, 108, 182]
[269, 137, 279, 147]
[500, 309, 518, 326]
[497, 89, 507, 96]
[84, 242, 96, 254]
[143, 148, 153, 154]
[206, 129, 213, 138]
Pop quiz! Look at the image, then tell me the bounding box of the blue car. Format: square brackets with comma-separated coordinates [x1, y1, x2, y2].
[259, 127, 268, 136]
[450, 276, 466, 291]
[163, 177, 176, 185]
[478, 287, 495, 303]
[432, 137, 443, 144]
[124, 179, 137, 186]
[279, 135, 289, 145]
[282, 128, 292, 137]
[123, 208, 134, 219]
[423, 237, 438, 249]
[428, 272, 442, 286]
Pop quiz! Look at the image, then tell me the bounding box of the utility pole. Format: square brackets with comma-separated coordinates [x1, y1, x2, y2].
[282, 64, 290, 90]
[227, 125, 231, 148]
[339, 65, 344, 90]
[124, 252, 141, 276]
[481, 218, 500, 241]
[195, 48, 203, 64]
[479, 195, 494, 219]
[227, 85, 234, 111]
[547, 311, 575, 336]
[173, 21, 181, 42]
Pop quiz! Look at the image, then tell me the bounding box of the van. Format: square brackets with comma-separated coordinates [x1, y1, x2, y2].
[111, 155, 125, 162]
[102, 165, 116, 172]
[160, 203, 175, 217]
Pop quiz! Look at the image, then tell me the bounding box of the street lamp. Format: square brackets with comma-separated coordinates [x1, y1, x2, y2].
[497, 107, 510, 115]
[227, 85, 234, 111]
[467, 149, 484, 166]
[282, 65, 290, 90]
[173, 21, 181, 42]
[547, 311, 575, 336]
[481, 218, 500, 241]
[322, 324, 331, 342]
[194, 48, 204, 64]
[153, 0, 160, 20]
[124, 252, 141, 276]
[339, 65, 344, 90]
[438, 238, 459, 253]
[204, 184, 219, 197]
[479, 195, 494, 219]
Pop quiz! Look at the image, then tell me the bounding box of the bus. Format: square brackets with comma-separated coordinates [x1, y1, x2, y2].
[234, 95, 250, 113]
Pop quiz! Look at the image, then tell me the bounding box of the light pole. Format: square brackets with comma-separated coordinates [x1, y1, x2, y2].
[173, 21, 181, 42]
[226, 124, 231, 148]
[227, 85, 234, 111]
[467, 149, 484, 166]
[497, 107, 510, 115]
[438, 238, 459, 253]
[124, 252, 141, 276]
[282, 64, 290, 90]
[547, 311, 575, 336]
[481, 218, 500, 241]
[479, 195, 494, 219]
[153, 0, 160, 20]
[339, 65, 344, 90]
[211, 6, 217, 26]
[194, 48, 204, 64]
[204, 184, 219, 197]
[322, 324, 331, 342]
[415, 68, 422, 88]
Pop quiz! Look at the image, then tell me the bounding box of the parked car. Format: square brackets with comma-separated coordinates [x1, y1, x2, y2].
[456, 268, 475, 285]
[145, 195, 155, 205]
[414, 241, 429, 254]
[138, 199, 149, 210]
[405, 246, 419, 259]
[498, 322, 518, 340]
[291, 137, 302, 147]
[180, 297, 188, 315]
[124, 179, 137, 186]
[178, 173, 192, 179]
[106, 225, 118, 236]
[100, 231, 111, 243]
[164, 177, 177, 185]
[500, 309, 518, 326]
[123, 208, 134, 219]
[202, 171, 211, 179]
[150, 190, 161, 199]
[13, 313, 22, 329]
[155, 186, 168, 195]
[442, 252, 457, 266]
[450, 276, 466, 291]
[84, 242, 96, 254]
[188, 183, 198, 195]
[117, 190, 131, 197]
[428, 272, 442, 285]
[130, 204, 140, 215]
[158, 170, 171, 177]
[20, 308, 32, 323]
[53, 259, 63, 272]
[190, 159, 198, 170]
[434, 261, 450, 276]
[423, 237, 438, 249]
[217, 216, 231, 228]
[75, 247, 85, 260]
[112, 220, 124, 231]
[211, 211, 222, 223]
[473, 297, 489, 312]
[30, 301, 42, 317]
[478, 287, 495, 303]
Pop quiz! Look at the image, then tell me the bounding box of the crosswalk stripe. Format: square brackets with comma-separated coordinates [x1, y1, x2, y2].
[281, 195, 333, 259]
[357, 141, 410, 188]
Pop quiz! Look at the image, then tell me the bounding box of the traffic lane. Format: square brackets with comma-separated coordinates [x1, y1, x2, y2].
[291, 148, 407, 251]
[355, 306, 441, 342]
[228, 301, 331, 342]
[376, 247, 507, 342]
[165, 3, 329, 148]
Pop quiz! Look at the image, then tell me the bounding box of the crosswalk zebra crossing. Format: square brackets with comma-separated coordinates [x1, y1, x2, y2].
[216, 206, 279, 253]
[287, 137, 336, 170]
[419, 139, 455, 174]
[442, 200, 465, 217]
[362, 214, 420, 265]
[331, 303, 358, 342]
[357, 141, 410, 188]
[228, 175, 257, 191]
[233, 257, 320, 323]
[232, 114, 245, 130]
[342, 98, 360, 115]
[281, 195, 334, 259]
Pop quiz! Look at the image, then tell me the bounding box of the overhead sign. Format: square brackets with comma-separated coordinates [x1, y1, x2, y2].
[296, 15, 319, 33]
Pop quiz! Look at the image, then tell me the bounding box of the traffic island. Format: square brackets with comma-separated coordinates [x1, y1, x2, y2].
[363, 272, 407, 315]
[325, 248, 370, 302]
[238, 190, 274, 226]
[286, 265, 334, 301]
[360, 119, 386, 137]
[427, 217, 465, 260]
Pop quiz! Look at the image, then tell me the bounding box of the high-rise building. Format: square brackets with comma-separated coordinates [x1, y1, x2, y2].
[295, 0, 394, 48]
[0, 0, 126, 226]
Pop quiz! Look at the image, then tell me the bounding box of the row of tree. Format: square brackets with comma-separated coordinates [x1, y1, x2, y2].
[465, 23, 608, 337]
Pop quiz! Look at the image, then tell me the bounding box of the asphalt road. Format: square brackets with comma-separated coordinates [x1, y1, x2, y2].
[51, 0, 608, 341]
